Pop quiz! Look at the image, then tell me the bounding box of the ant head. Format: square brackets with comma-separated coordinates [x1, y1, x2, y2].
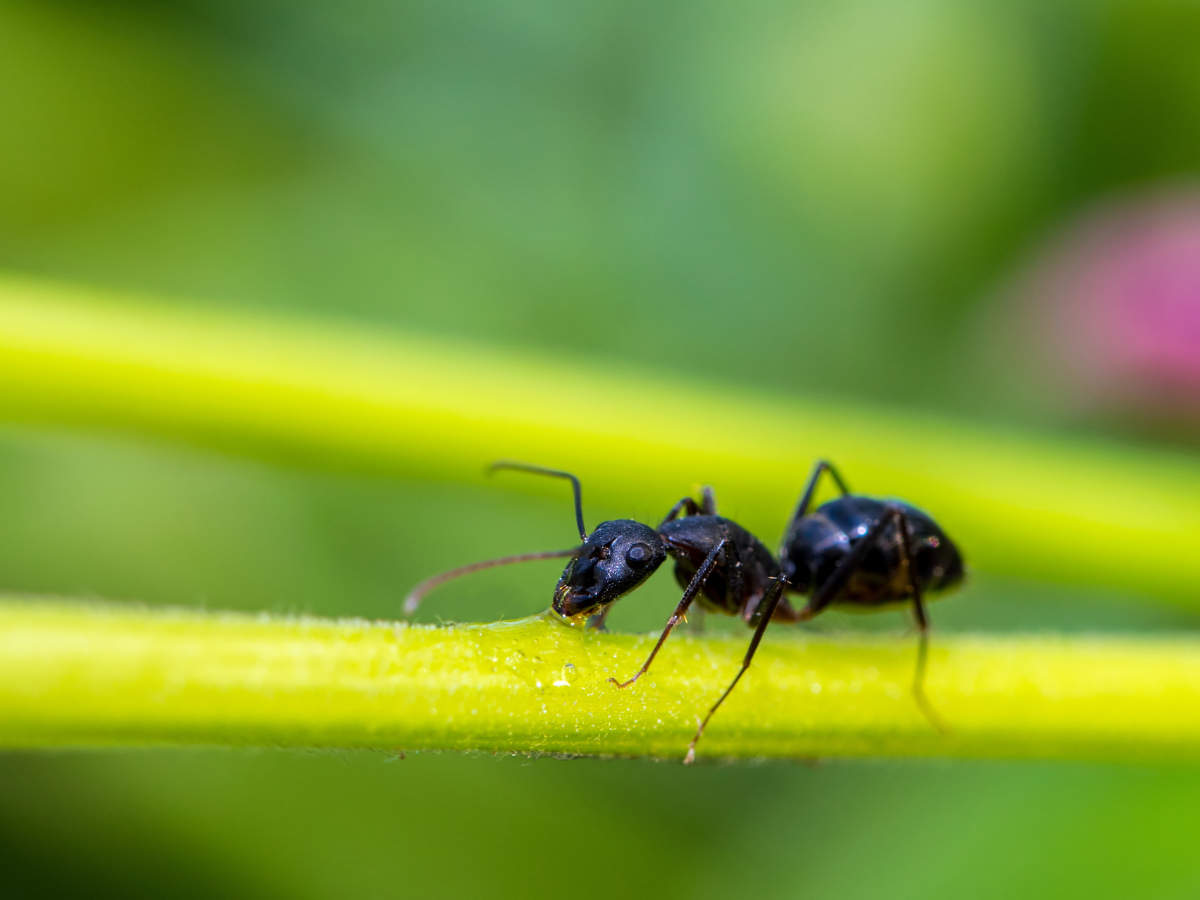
[553, 520, 667, 619]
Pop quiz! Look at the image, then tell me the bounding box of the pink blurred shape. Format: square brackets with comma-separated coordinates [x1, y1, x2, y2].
[1032, 186, 1200, 415]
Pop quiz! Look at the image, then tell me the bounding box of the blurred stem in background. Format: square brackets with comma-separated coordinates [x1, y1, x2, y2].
[0, 274, 1197, 605]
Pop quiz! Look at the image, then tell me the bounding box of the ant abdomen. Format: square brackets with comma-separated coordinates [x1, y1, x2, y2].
[784, 496, 963, 608]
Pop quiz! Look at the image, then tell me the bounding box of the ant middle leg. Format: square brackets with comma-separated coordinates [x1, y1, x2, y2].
[609, 538, 726, 689]
[685, 576, 788, 764]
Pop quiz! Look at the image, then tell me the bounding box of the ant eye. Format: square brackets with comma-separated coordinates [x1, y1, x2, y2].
[627, 542, 652, 565]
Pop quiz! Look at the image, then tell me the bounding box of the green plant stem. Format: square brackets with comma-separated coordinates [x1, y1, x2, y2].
[0, 275, 1198, 603]
[3, 600, 1200, 762]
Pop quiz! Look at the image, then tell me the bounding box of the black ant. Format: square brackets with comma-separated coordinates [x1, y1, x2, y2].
[406, 460, 964, 762]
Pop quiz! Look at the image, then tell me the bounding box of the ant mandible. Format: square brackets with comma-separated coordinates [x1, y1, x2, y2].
[405, 460, 964, 762]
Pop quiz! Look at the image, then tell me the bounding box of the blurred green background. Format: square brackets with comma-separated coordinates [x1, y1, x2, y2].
[2, 1, 1200, 897]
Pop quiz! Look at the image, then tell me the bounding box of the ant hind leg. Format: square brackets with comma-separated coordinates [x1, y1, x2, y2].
[894, 510, 946, 734]
[781, 460, 851, 555]
[909, 593, 946, 733]
[793, 505, 947, 733]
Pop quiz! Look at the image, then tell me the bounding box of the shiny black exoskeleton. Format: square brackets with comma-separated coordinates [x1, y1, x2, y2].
[779, 460, 964, 620]
[405, 459, 964, 762]
[782, 498, 963, 601]
[554, 514, 783, 625]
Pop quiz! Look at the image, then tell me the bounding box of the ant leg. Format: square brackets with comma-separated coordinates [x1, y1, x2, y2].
[781, 460, 852, 552]
[404, 549, 578, 616]
[795, 506, 899, 622]
[723, 522, 745, 610]
[608, 538, 727, 689]
[910, 602, 944, 732]
[658, 487, 719, 527]
[659, 497, 703, 526]
[894, 513, 946, 733]
[797, 507, 946, 731]
[685, 576, 788, 765]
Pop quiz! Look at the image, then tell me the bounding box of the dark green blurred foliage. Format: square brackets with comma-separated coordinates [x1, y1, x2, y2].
[4, 0, 1197, 418]
[1, 0, 1199, 897]
[6, 751, 1200, 900]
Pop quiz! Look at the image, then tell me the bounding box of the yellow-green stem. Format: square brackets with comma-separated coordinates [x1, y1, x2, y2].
[0, 275, 1198, 603]
[2, 600, 1199, 762]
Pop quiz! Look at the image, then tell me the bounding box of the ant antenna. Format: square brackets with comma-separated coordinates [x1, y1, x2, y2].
[404, 548, 579, 616]
[403, 460, 589, 617]
[489, 461, 587, 540]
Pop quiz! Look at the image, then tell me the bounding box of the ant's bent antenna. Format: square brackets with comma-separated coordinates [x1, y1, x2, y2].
[489, 461, 587, 540]
[404, 548, 579, 616]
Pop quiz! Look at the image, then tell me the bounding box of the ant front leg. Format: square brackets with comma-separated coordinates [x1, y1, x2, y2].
[658, 486, 718, 527]
[685, 575, 788, 765]
[608, 538, 727, 689]
[658, 489, 719, 635]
